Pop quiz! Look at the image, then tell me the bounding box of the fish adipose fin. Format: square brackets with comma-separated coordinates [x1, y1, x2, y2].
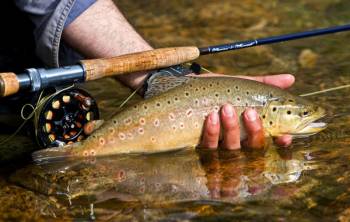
[144, 65, 192, 99]
[32, 142, 80, 165]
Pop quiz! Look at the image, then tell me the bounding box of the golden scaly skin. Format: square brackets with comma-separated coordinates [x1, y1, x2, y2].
[33, 77, 326, 160]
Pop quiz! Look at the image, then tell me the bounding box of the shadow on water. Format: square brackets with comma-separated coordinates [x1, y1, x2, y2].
[1, 0, 350, 221]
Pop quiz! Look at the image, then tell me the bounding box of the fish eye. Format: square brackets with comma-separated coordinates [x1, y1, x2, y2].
[299, 110, 311, 117]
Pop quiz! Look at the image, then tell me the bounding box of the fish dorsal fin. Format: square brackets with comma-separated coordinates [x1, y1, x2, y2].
[144, 66, 192, 99]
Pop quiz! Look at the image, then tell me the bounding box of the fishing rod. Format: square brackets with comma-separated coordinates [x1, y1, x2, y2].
[1, 24, 350, 98]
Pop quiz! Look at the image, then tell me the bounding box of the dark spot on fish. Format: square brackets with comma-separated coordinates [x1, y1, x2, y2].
[269, 121, 273, 125]
[235, 86, 239, 90]
[262, 115, 266, 119]
[270, 93, 273, 97]
[215, 93, 219, 97]
[209, 83, 213, 87]
[156, 103, 161, 107]
[167, 100, 171, 104]
[262, 101, 266, 106]
[202, 87, 206, 90]
[113, 120, 117, 124]
[237, 97, 241, 101]
[246, 91, 249, 95]
[245, 103, 249, 107]
[174, 97, 178, 101]
[288, 99, 294, 102]
[189, 84, 193, 87]
[133, 105, 137, 109]
[144, 105, 148, 110]
[195, 88, 199, 91]
[185, 92, 190, 97]
[272, 107, 277, 112]
[227, 89, 231, 93]
[303, 111, 309, 116]
[216, 82, 220, 85]
[287, 110, 292, 115]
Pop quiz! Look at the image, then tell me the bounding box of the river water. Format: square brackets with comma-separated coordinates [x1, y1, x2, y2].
[0, 0, 350, 221]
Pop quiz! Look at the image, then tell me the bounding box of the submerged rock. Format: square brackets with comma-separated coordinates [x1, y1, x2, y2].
[298, 49, 319, 69]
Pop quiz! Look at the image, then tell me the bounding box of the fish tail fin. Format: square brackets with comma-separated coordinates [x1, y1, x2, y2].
[32, 142, 80, 164]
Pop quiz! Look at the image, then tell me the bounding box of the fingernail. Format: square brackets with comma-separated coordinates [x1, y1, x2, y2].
[246, 109, 257, 121]
[223, 105, 234, 117]
[210, 112, 219, 125]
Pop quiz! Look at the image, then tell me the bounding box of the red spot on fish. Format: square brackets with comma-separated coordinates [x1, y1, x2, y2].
[99, 137, 105, 146]
[138, 127, 144, 135]
[139, 118, 146, 125]
[108, 127, 115, 135]
[124, 117, 132, 125]
[180, 122, 185, 129]
[118, 133, 126, 140]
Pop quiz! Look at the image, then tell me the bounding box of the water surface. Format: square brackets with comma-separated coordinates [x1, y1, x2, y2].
[1, 0, 350, 221]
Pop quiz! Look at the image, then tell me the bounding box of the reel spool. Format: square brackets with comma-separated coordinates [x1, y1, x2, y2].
[34, 87, 99, 148]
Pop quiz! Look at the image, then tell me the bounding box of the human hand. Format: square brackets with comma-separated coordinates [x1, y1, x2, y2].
[200, 74, 295, 150]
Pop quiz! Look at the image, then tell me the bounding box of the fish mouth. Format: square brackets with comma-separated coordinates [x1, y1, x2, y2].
[292, 113, 329, 138]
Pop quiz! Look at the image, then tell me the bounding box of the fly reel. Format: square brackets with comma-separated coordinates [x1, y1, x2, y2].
[34, 87, 99, 148]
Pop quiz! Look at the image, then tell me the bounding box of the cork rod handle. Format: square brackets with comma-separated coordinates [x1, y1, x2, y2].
[0, 72, 20, 97]
[80, 46, 200, 81]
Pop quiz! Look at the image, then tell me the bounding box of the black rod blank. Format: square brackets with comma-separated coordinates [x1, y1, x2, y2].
[199, 24, 350, 55]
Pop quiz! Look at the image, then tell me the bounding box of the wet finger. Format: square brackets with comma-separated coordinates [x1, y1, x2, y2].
[237, 74, 295, 89]
[274, 135, 293, 147]
[220, 104, 240, 150]
[200, 112, 220, 149]
[242, 108, 265, 149]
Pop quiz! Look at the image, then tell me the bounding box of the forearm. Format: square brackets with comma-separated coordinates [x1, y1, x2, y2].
[62, 0, 153, 90]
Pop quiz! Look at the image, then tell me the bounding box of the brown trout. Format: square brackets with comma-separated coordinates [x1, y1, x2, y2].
[33, 76, 327, 163]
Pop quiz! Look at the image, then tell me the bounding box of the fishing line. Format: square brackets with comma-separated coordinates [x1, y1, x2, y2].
[300, 84, 350, 97]
[117, 84, 142, 109]
[0, 85, 75, 146]
[196, 65, 350, 98]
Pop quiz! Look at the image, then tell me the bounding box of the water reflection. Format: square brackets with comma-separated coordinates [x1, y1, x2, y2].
[10, 146, 319, 220]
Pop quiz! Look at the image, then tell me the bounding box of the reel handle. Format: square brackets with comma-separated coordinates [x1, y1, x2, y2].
[80, 46, 200, 81]
[0, 72, 20, 97]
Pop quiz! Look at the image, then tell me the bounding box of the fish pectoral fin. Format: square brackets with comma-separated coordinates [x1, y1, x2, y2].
[144, 66, 192, 99]
[32, 142, 80, 165]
